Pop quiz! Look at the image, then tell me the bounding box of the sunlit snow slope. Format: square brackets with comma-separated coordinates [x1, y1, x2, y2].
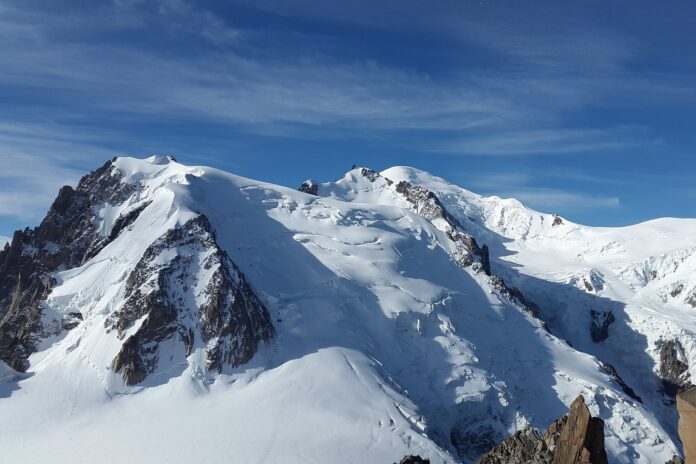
[0, 157, 690, 463]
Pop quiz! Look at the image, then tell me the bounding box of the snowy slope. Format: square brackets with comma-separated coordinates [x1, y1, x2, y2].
[374, 166, 696, 451]
[0, 157, 687, 463]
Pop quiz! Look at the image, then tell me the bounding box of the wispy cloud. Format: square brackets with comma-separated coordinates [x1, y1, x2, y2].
[433, 126, 662, 156]
[0, 122, 117, 221]
[0, 0, 691, 137]
[0, 0, 693, 229]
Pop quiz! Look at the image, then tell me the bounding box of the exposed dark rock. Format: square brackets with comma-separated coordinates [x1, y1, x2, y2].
[670, 284, 684, 298]
[476, 427, 551, 464]
[394, 180, 488, 271]
[0, 158, 136, 371]
[686, 291, 696, 308]
[299, 180, 319, 196]
[397, 456, 430, 464]
[61, 312, 83, 331]
[660, 339, 692, 398]
[589, 310, 615, 343]
[476, 395, 607, 464]
[107, 215, 274, 385]
[489, 275, 545, 324]
[359, 167, 394, 185]
[552, 215, 564, 227]
[356, 173, 546, 334]
[599, 361, 642, 403]
[665, 454, 684, 464]
[481, 244, 491, 276]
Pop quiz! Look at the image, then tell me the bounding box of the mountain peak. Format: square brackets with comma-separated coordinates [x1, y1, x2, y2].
[0, 156, 692, 463]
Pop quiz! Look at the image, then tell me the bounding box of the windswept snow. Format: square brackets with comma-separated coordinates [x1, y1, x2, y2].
[0, 158, 690, 463]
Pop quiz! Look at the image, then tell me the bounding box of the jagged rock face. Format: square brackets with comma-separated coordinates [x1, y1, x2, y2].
[0, 159, 137, 371]
[476, 395, 607, 464]
[474, 414, 567, 464]
[392, 179, 489, 273]
[589, 309, 615, 343]
[107, 215, 274, 385]
[677, 387, 696, 464]
[552, 395, 608, 464]
[355, 170, 552, 340]
[360, 167, 390, 184]
[660, 339, 692, 397]
[476, 427, 552, 464]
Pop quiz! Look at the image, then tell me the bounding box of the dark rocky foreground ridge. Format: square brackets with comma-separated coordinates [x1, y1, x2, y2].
[401, 394, 688, 464]
[476, 395, 608, 464]
[0, 158, 274, 383]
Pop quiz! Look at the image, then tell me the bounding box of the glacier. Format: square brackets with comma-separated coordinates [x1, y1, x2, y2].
[0, 156, 693, 463]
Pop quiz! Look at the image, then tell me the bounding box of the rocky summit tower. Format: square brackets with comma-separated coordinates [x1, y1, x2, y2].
[678, 387, 696, 463]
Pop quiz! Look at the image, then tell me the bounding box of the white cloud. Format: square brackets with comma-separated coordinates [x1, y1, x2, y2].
[0, 236, 9, 248]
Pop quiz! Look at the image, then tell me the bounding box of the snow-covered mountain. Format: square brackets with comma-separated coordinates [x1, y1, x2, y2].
[0, 156, 692, 463]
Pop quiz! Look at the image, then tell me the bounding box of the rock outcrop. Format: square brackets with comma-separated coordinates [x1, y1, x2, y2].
[590, 309, 615, 343]
[355, 169, 549, 332]
[106, 215, 274, 385]
[660, 339, 692, 398]
[396, 456, 430, 464]
[393, 179, 489, 273]
[1, 157, 274, 384]
[299, 180, 319, 196]
[0, 159, 136, 371]
[476, 395, 608, 464]
[677, 387, 696, 464]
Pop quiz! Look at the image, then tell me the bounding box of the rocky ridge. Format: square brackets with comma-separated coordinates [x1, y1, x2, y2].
[0, 159, 135, 371]
[476, 395, 608, 464]
[0, 158, 274, 384]
[106, 215, 274, 385]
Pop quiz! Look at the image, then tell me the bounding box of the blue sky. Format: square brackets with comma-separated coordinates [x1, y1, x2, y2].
[1, 0, 695, 238]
